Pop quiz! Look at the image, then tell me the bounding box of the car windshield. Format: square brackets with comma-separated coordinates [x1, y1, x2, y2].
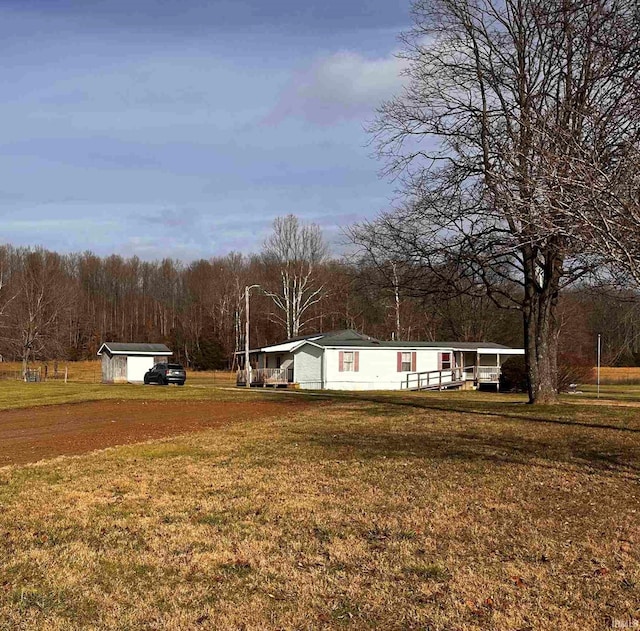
[168, 364, 184, 370]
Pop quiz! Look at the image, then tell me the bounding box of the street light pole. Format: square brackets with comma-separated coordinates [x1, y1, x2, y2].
[244, 284, 260, 388]
[597, 333, 601, 399]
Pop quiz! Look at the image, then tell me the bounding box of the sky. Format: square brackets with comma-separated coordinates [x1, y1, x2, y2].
[0, 0, 412, 261]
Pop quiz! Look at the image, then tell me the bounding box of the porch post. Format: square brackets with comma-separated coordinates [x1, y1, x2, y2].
[476, 351, 479, 386]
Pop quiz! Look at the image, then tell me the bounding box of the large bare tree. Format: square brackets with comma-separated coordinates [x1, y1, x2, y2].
[262, 215, 328, 339]
[4, 249, 74, 377]
[350, 0, 640, 403]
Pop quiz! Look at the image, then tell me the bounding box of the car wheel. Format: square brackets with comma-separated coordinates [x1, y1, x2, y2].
[143, 376, 149, 385]
[161, 377, 168, 385]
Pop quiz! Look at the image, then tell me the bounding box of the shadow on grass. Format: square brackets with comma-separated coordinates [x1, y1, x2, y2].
[284, 391, 640, 478]
[290, 390, 640, 434]
[302, 423, 640, 478]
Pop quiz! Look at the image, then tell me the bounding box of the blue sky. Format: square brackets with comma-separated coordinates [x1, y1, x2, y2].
[0, 0, 411, 260]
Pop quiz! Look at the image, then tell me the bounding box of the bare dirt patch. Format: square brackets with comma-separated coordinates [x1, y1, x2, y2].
[0, 398, 307, 466]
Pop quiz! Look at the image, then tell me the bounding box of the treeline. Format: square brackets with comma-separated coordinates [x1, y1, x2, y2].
[0, 230, 638, 370]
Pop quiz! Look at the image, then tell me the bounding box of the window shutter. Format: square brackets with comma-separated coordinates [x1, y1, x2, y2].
[411, 352, 417, 372]
[397, 351, 402, 372]
[339, 350, 344, 372]
[438, 352, 443, 371]
[354, 351, 359, 372]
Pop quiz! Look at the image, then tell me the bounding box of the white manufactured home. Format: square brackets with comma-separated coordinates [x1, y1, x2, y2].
[237, 330, 524, 391]
[97, 342, 173, 383]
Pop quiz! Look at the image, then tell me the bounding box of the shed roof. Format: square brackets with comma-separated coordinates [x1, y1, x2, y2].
[97, 342, 172, 356]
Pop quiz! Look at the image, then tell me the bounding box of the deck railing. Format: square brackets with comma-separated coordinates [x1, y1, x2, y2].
[403, 366, 465, 390]
[236, 367, 292, 386]
[403, 365, 500, 390]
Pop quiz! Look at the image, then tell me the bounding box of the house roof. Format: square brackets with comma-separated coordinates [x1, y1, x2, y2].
[97, 342, 172, 356]
[248, 330, 522, 354]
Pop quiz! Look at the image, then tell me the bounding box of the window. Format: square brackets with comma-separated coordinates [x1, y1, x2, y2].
[439, 352, 452, 370]
[343, 351, 355, 372]
[397, 351, 416, 372]
[339, 350, 359, 372]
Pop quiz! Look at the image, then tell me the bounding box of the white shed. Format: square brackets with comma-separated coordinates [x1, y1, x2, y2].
[97, 342, 172, 383]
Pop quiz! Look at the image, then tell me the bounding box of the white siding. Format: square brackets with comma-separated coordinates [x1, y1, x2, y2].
[323, 347, 448, 390]
[127, 356, 154, 382]
[294, 345, 323, 389]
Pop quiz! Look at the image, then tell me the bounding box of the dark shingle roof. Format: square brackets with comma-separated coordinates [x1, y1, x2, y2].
[288, 330, 513, 350]
[314, 330, 379, 345]
[315, 339, 511, 350]
[279, 329, 374, 344]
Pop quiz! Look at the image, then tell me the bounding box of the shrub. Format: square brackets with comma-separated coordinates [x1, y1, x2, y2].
[500, 353, 594, 393]
[500, 356, 527, 392]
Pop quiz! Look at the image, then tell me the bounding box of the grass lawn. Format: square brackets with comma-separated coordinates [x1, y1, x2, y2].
[0, 388, 638, 629]
[0, 371, 239, 412]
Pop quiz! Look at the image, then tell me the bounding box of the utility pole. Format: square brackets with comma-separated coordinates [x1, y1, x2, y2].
[245, 284, 260, 388]
[597, 333, 601, 399]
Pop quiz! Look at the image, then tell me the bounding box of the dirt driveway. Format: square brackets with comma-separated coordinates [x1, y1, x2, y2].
[0, 399, 308, 467]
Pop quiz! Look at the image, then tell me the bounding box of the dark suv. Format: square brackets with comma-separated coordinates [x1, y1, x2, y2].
[144, 363, 186, 386]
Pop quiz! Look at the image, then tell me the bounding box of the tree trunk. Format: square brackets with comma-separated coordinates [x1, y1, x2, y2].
[22, 349, 29, 382]
[523, 282, 560, 404]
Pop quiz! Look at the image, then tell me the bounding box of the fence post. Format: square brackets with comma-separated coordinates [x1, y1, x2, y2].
[64, 366, 68, 384]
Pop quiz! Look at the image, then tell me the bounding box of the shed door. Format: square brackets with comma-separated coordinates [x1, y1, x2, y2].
[127, 356, 154, 382]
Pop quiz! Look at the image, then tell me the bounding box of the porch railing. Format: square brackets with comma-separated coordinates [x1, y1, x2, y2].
[476, 366, 500, 382]
[236, 367, 292, 386]
[461, 366, 500, 382]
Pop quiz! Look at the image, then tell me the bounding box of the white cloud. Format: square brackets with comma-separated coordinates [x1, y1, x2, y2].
[266, 50, 407, 126]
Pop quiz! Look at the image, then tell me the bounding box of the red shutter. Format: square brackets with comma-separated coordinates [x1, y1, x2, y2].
[411, 352, 417, 372]
[354, 351, 359, 372]
[339, 350, 344, 372]
[397, 351, 402, 372]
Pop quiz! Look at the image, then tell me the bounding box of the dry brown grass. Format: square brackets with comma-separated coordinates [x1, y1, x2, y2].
[0, 376, 242, 412]
[598, 367, 640, 385]
[0, 360, 236, 386]
[0, 390, 638, 629]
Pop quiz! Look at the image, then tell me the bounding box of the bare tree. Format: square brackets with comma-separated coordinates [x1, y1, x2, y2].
[4, 249, 74, 376]
[0, 248, 18, 325]
[350, 0, 640, 403]
[262, 215, 328, 338]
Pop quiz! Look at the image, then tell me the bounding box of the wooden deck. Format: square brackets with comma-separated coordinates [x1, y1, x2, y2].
[402, 366, 500, 391]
